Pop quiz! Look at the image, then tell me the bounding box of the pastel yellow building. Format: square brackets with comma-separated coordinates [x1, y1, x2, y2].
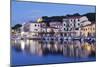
[81, 23, 95, 37]
[37, 18, 43, 23]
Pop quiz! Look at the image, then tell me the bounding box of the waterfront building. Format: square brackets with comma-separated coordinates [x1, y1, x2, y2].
[62, 16, 82, 37]
[62, 18, 73, 37]
[62, 16, 92, 38]
[44, 27, 55, 37]
[80, 16, 91, 26]
[72, 16, 91, 37]
[11, 28, 21, 39]
[19, 16, 94, 39]
[28, 40, 43, 56]
[21, 21, 46, 38]
[49, 22, 62, 32]
[49, 22, 62, 37]
[80, 22, 96, 37]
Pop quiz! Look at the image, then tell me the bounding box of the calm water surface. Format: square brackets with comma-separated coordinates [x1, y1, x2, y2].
[11, 39, 96, 66]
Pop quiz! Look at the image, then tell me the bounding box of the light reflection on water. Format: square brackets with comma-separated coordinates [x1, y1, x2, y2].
[11, 39, 96, 58]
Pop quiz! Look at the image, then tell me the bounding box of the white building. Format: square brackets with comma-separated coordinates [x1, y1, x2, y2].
[62, 16, 91, 37]
[20, 16, 92, 38]
[49, 22, 62, 32]
[21, 22, 46, 38]
[62, 17, 79, 37]
[80, 16, 91, 26]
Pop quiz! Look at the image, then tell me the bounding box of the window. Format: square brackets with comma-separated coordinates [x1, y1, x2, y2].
[64, 28, 66, 31]
[78, 19, 80, 21]
[84, 29, 85, 31]
[64, 24, 66, 26]
[70, 23, 72, 26]
[71, 19, 72, 22]
[67, 28, 68, 31]
[34, 29, 38, 31]
[70, 28, 72, 31]
[86, 28, 87, 31]
[91, 28, 92, 30]
[74, 23, 76, 27]
[64, 33, 66, 36]
[35, 24, 36, 26]
[93, 28, 95, 30]
[67, 24, 70, 27]
[78, 23, 80, 26]
[60, 33, 63, 36]
[75, 28, 79, 30]
[74, 19, 76, 22]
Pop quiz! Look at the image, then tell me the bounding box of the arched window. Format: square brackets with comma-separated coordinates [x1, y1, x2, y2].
[35, 24, 36, 26]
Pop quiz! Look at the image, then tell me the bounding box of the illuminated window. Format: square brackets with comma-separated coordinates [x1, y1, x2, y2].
[78, 19, 80, 21]
[64, 24, 66, 26]
[91, 28, 92, 30]
[67, 28, 68, 31]
[71, 19, 72, 22]
[86, 28, 87, 31]
[84, 29, 85, 31]
[64, 28, 66, 31]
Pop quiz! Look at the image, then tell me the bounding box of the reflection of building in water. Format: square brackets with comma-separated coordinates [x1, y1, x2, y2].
[11, 40, 23, 52]
[81, 41, 96, 57]
[20, 40, 26, 51]
[62, 41, 72, 57]
[24, 40, 43, 56]
[90, 42, 96, 52]
[73, 40, 82, 57]
[11, 40, 96, 57]
[62, 40, 95, 58]
[41, 41, 63, 55]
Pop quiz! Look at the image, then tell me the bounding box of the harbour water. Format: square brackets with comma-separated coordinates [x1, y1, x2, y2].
[11, 39, 96, 66]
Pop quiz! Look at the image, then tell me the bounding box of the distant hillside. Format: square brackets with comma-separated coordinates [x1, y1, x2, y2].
[42, 13, 96, 23]
[12, 13, 96, 29]
[12, 24, 22, 30]
[42, 16, 66, 22]
[83, 13, 96, 23]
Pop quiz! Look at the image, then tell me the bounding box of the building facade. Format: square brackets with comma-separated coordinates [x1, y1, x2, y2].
[80, 23, 95, 37]
[21, 22, 46, 38]
[62, 16, 81, 37]
[19, 16, 95, 39]
[61, 16, 92, 38]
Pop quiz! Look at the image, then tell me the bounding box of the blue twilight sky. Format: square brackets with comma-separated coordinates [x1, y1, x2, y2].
[11, 1, 95, 26]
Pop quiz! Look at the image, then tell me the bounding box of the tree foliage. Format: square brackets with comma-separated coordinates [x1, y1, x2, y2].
[12, 24, 22, 30]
